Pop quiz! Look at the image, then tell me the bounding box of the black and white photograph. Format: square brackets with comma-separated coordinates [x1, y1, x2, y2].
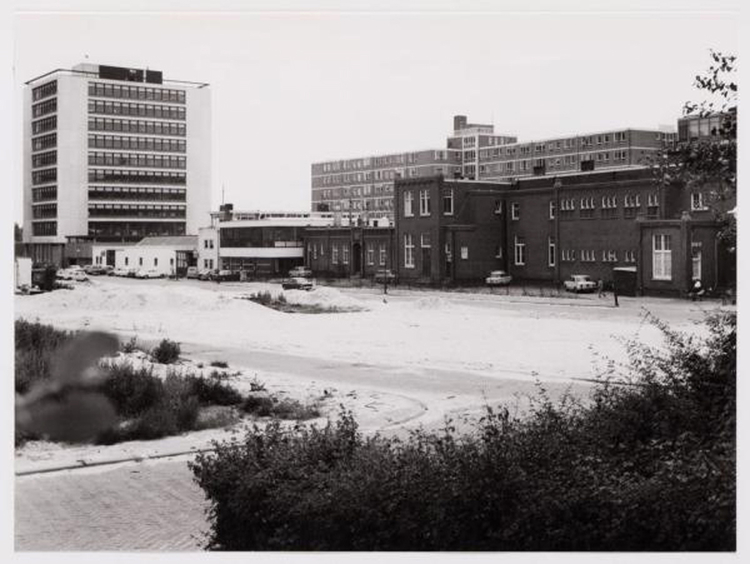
[6, 0, 742, 558]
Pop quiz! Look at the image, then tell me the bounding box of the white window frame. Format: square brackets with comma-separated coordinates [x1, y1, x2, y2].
[443, 188, 454, 215]
[379, 244, 386, 266]
[691, 241, 702, 281]
[514, 236, 525, 266]
[549, 200, 556, 219]
[342, 245, 349, 265]
[691, 192, 707, 211]
[652, 234, 672, 280]
[511, 202, 520, 220]
[404, 234, 415, 268]
[548, 238, 556, 267]
[404, 191, 414, 217]
[332, 245, 339, 265]
[460, 246, 469, 260]
[419, 189, 431, 216]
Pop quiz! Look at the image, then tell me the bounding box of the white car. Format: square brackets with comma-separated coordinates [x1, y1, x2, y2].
[71, 270, 89, 282]
[135, 268, 163, 279]
[485, 270, 512, 286]
[564, 274, 597, 293]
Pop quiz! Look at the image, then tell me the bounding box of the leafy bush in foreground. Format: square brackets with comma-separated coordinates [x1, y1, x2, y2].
[190, 311, 735, 551]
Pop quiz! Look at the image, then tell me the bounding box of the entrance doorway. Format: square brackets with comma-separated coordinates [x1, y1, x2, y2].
[352, 243, 362, 276]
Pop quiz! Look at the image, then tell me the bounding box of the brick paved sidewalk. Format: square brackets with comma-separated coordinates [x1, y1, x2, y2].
[15, 457, 209, 551]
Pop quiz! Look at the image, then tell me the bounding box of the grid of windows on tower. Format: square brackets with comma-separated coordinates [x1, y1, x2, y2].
[32, 116, 57, 135]
[88, 82, 185, 104]
[32, 133, 57, 152]
[88, 100, 185, 120]
[88, 118, 185, 136]
[88, 152, 186, 169]
[32, 203, 57, 219]
[88, 222, 186, 240]
[88, 170, 186, 185]
[32, 168, 57, 185]
[32, 186, 57, 202]
[32, 151, 57, 169]
[88, 204, 186, 219]
[32, 221, 57, 236]
[32, 80, 57, 101]
[32, 98, 57, 118]
[88, 135, 186, 153]
[88, 187, 186, 202]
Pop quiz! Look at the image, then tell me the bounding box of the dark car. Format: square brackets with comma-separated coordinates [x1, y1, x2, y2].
[282, 277, 314, 291]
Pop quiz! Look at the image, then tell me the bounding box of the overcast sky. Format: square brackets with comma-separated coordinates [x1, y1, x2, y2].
[11, 4, 739, 221]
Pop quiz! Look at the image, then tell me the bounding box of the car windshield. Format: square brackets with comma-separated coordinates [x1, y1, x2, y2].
[574, 275, 592, 281]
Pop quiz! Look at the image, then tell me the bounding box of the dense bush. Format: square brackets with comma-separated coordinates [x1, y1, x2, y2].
[14, 319, 72, 393]
[210, 360, 229, 369]
[151, 338, 181, 364]
[241, 394, 319, 420]
[191, 311, 735, 551]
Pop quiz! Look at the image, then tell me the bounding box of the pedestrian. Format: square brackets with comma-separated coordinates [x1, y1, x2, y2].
[690, 279, 703, 301]
[597, 279, 604, 298]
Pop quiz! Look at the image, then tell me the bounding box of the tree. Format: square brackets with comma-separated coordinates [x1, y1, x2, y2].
[651, 51, 737, 250]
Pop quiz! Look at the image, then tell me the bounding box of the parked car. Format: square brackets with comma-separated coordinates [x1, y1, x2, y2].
[282, 277, 315, 291]
[564, 274, 597, 293]
[198, 269, 215, 281]
[56, 268, 71, 280]
[186, 266, 200, 279]
[113, 266, 136, 277]
[373, 269, 396, 283]
[289, 266, 313, 278]
[135, 268, 163, 279]
[485, 270, 513, 286]
[214, 270, 240, 282]
[71, 270, 90, 282]
[84, 264, 111, 276]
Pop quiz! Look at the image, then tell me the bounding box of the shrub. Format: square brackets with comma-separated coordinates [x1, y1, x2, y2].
[14, 319, 72, 393]
[188, 375, 244, 406]
[151, 339, 181, 364]
[240, 394, 274, 417]
[100, 362, 164, 417]
[120, 336, 140, 353]
[210, 360, 229, 369]
[191, 311, 735, 551]
[249, 376, 267, 392]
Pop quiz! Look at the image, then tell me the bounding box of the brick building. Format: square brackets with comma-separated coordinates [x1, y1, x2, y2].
[390, 168, 731, 295]
[303, 227, 395, 279]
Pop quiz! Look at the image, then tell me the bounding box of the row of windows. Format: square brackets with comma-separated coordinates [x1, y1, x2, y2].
[32, 98, 57, 118]
[88, 117, 186, 137]
[88, 152, 186, 170]
[32, 203, 57, 219]
[32, 116, 57, 135]
[32, 221, 57, 236]
[89, 82, 186, 104]
[32, 168, 56, 185]
[88, 100, 186, 121]
[480, 150, 633, 168]
[403, 189, 454, 217]
[32, 133, 57, 152]
[121, 256, 173, 268]
[32, 80, 57, 101]
[88, 169, 186, 185]
[319, 152, 422, 173]
[559, 249, 637, 263]
[88, 221, 186, 240]
[32, 150, 57, 169]
[307, 241, 389, 266]
[88, 186, 186, 202]
[513, 194, 661, 221]
[32, 186, 57, 202]
[88, 134, 186, 153]
[88, 204, 186, 218]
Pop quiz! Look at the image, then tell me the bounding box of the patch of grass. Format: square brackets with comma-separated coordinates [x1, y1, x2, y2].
[244, 291, 359, 314]
[151, 338, 181, 364]
[210, 360, 229, 369]
[241, 393, 320, 420]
